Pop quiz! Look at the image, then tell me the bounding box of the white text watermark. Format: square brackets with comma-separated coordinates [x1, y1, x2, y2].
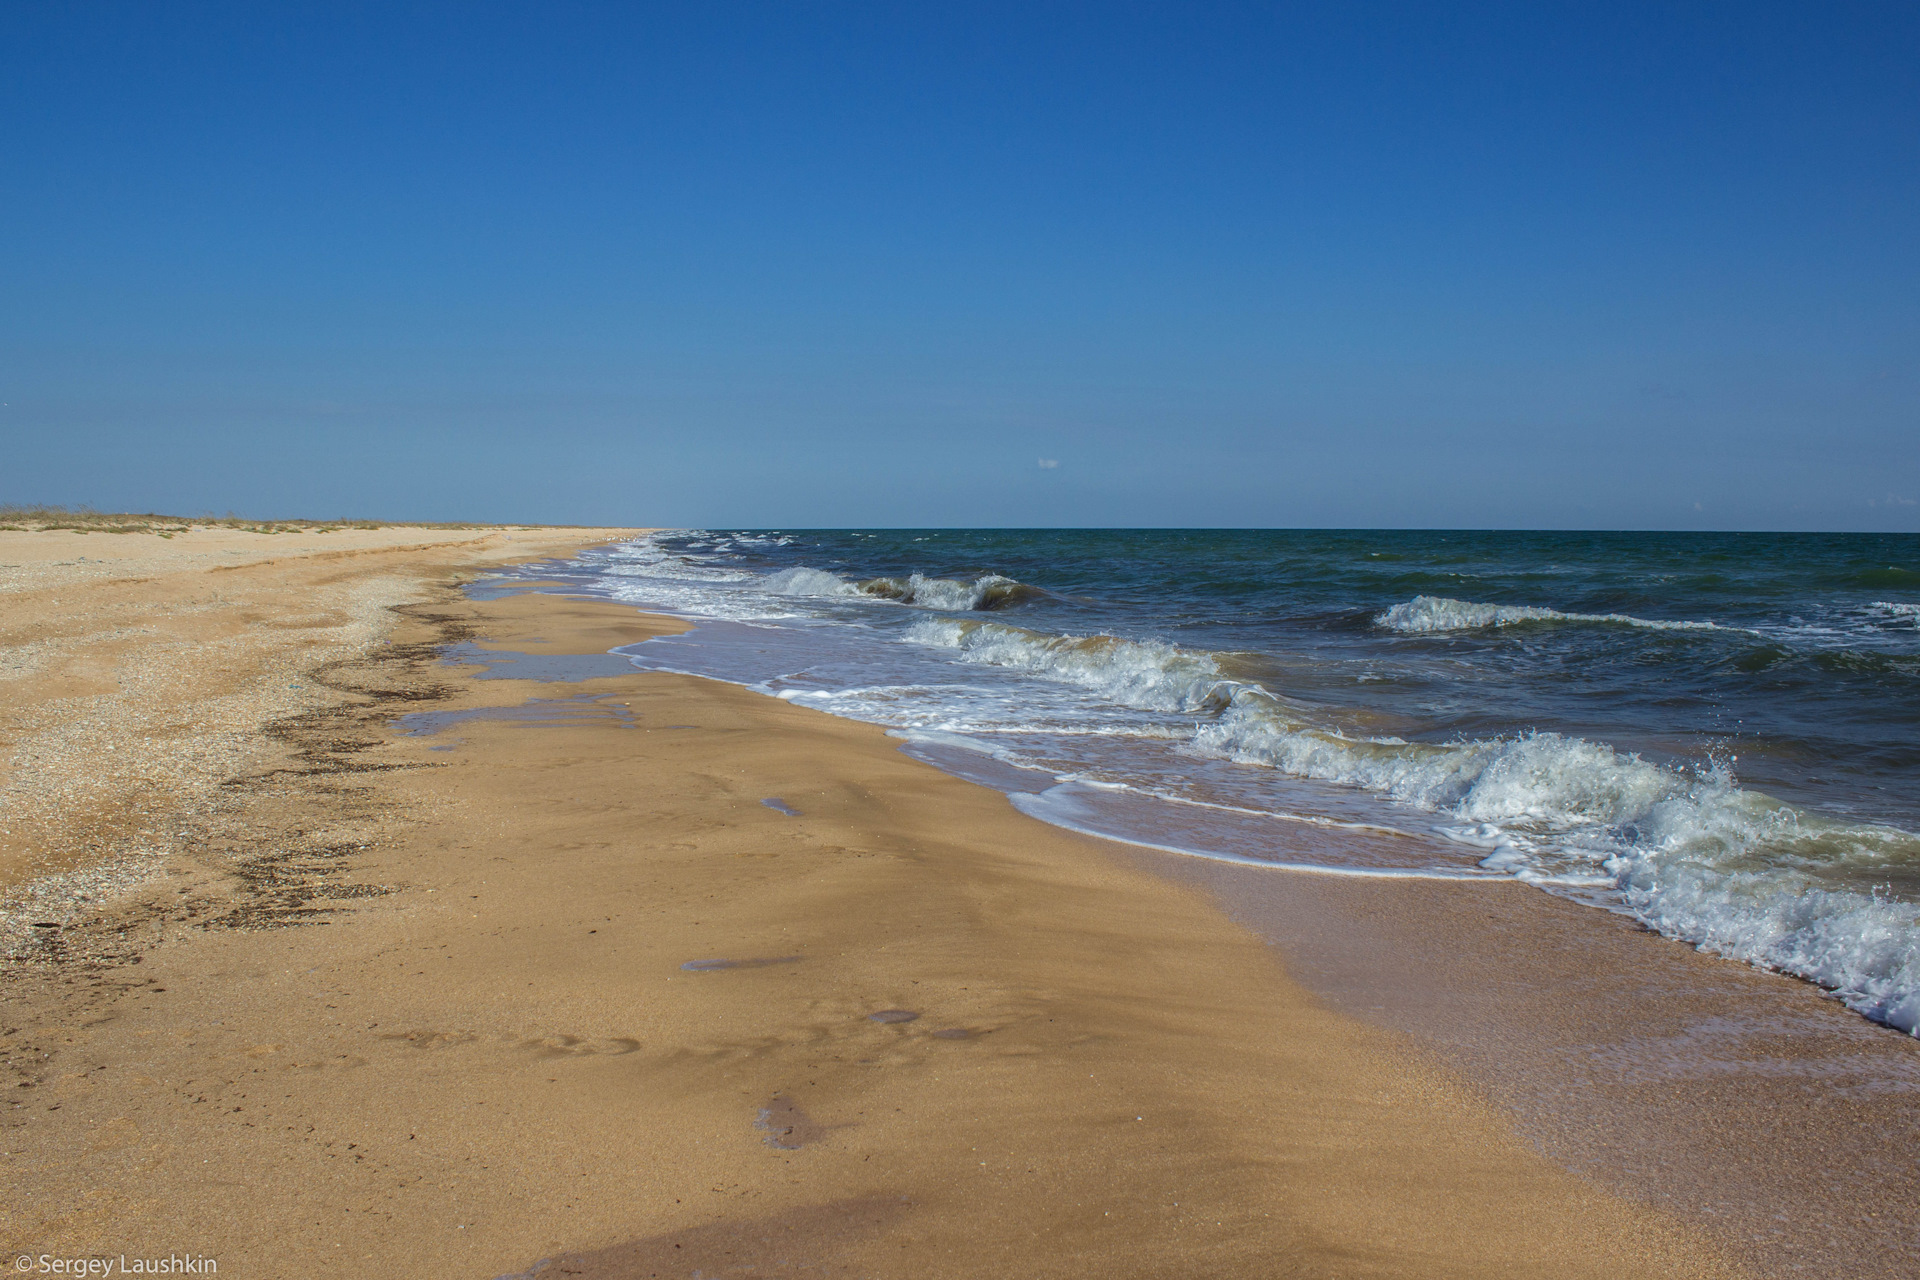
[15, 1258, 216, 1276]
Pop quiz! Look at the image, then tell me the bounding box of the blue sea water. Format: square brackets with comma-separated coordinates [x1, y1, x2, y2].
[511, 529, 1920, 1033]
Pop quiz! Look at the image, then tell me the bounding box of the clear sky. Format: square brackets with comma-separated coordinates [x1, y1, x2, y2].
[3, 2, 1916, 529]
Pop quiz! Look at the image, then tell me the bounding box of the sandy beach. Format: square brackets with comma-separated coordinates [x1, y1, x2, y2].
[0, 529, 1892, 1277]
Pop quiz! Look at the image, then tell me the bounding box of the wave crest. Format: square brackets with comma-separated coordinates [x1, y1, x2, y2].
[763, 567, 864, 598]
[908, 618, 1248, 712]
[765, 567, 1037, 611]
[1375, 595, 1729, 634]
[857, 573, 1035, 610]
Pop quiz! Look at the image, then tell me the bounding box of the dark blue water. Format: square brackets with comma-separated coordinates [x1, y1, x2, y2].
[520, 529, 1920, 1032]
[692, 530, 1920, 817]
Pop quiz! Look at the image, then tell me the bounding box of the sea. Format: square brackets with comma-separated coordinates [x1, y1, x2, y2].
[500, 529, 1920, 1035]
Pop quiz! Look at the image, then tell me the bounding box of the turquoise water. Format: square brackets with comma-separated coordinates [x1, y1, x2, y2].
[526, 529, 1920, 1032]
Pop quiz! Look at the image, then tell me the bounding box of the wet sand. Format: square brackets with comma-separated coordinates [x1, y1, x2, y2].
[1143, 854, 1920, 1278]
[0, 558, 1740, 1278]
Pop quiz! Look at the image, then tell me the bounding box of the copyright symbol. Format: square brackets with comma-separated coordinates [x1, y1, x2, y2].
[14, 1256, 32, 1274]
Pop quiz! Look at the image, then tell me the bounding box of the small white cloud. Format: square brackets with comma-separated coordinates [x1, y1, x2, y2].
[1693, 501, 1703, 511]
[1037, 458, 1060, 469]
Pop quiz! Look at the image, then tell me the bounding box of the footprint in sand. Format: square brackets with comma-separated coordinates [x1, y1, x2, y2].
[382, 1030, 481, 1050]
[520, 1034, 642, 1058]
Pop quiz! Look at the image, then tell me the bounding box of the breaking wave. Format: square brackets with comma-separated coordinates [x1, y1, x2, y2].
[909, 614, 1920, 1033]
[762, 567, 866, 599]
[907, 617, 1248, 712]
[600, 536, 758, 583]
[1376, 595, 1735, 634]
[767, 567, 1036, 611]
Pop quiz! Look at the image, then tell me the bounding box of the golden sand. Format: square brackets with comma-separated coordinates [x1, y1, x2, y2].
[0, 535, 1739, 1277]
[0, 526, 643, 904]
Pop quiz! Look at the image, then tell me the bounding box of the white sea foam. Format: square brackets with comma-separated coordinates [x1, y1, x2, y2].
[1871, 601, 1920, 620]
[1614, 853, 1920, 1033]
[762, 565, 1031, 610]
[598, 534, 759, 584]
[857, 572, 1031, 610]
[907, 617, 1247, 712]
[907, 613, 1920, 1033]
[764, 567, 864, 598]
[1009, 788, 1503, 881]
[1104, 782, 1424, 839]
[1375, 595, 1733, 634]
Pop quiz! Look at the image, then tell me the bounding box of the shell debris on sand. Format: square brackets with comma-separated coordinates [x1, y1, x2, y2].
[0, 524, 644, 956]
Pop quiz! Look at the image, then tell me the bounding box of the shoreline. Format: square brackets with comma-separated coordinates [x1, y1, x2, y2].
[556, 578, 1920, 1275]
[1144, 846, 1920, 1277]
[1, 550, 1745, 1277]
[592, 529, 1920, 1045]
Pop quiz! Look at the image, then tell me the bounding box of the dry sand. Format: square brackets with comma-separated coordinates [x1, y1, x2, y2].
[0, 535, 1744, 1277]
[0, 525, 641, 913]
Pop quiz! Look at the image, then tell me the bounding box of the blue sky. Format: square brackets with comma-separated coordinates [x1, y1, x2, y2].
[3, 2, 1916, 528]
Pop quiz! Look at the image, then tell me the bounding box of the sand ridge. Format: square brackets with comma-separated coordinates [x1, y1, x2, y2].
[1, 566, 1740, 1278]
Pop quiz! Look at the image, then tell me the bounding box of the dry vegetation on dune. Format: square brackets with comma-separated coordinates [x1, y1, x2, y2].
[0, 506, 591, 535]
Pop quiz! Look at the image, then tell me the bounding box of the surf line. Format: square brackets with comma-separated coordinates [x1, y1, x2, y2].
[590, 603, 1518, 886]
[601, 626, 1514, 885]
[1008, 792, 1510, 882]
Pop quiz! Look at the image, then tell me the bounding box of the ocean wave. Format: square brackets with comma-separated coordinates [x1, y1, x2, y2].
[1201, 688, 1920, 1037]
[599, 535, 759, 583]
[765, 567, 1036, 611]
[1810, 649, 1920, 678]
[763, 566, 866, 598]
[1871, 601, 1920, 621]
[857, 572, 1035, 610]
[906, 613, 1920, 1033]
[1375, 595, 1733, 634]
[908, 617, 1251, 712]
[1615, 855, 1920, 1033]
[592, 536, 801, 620]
